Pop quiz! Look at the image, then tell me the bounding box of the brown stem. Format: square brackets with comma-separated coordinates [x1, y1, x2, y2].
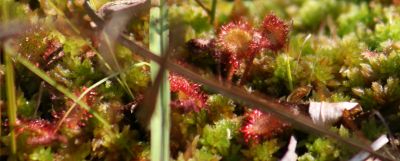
[226, 64, 236, 82]
[238, 54, 255, 86]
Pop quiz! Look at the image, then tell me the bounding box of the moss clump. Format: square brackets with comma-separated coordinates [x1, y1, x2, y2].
[3, 0, 400, 160]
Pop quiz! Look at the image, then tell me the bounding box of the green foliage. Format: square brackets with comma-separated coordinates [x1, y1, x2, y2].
[16, 92, 35, 118]
[303, 55, 334, 84]
[124, 64, 150, 93]
[200, 118, 240, 156]
[98, 80, 125, 100]
[324, 35, 363, 67]
[369, 52, 400, 79]
[361, 118, 387, 140]
[243, 139, 280, 161]
[195, 148, 222, 161]
[115, 44, 135, 68]
[169, 4, 212, 38]
[329, 93, 351, 102]
[354, 77, 400, 109]
[92, 125, 136, 160]
[62, 36, 103, 86]
[337, 3, 372, 36]
[298, 138, 340, 161]
[4, 0, 400, 160]
[295, 0, 338, 30]
[299, 127, 353, 161]
[177, 147, 222, 161]
[29, 147, 53, 161]
[274, 54, 299, 91]
[0, 0, 28, 21]
[206, 94, 236, 121]
[62, 36, 86, 57]
[57, 143, 91, 161]
[372, 16, 400, 51]
[68, 58, 100, 85]
[249, 0, 292, 19]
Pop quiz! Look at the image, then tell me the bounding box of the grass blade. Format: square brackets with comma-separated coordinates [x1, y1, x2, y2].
[7, 47, 111, 130]
[210, 0, 218, 24]
[4, 43, 17, 157]
[150, 0, 170, 160]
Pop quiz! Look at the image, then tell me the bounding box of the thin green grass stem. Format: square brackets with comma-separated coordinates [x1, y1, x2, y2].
[9, 49, 111, 129]
[4, 44, 17, 156]
[150, 0, 170, 160]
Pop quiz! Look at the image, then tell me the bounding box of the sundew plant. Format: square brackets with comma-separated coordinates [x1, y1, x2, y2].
[1, 0, 400, 161]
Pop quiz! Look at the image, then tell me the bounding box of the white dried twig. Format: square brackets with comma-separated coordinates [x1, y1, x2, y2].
[349, 134, 389, 161]
[281, 135, 298, 161]
[308, 102, 360, 126]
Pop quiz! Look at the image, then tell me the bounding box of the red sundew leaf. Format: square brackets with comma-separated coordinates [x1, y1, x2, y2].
[169, 73, 207, 111]
[15, 119, 67, 146]
[216, 20, 254, 59]
[251, 31, 271, 52]
[53, 86, 96, 133]
[262, 14, 289, 51]
[42, 40, 62, 61]
[64, 87, 96, 128]
[216, 20, 268, 82]
[241, 109, 290, 143]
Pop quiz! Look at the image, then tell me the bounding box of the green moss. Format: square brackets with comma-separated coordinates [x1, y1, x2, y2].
[295, 0, 338, 30]
[16, 92, 35, 118]
[361, 118, 386, 140]
[206, 94, 236, 121]
[354, 77, 400, 109]
[298, 138, 340, 161]
[273, 54, 300, 92]
[243, 139, 280, 161]
[169, 4, 212, 38]
[303, 55, 334, 84]
[372, 12, 400, 51]
[200, 119, 240, 156]
[59, 36, 104, 86]
[98, 80, 125, 100]
[0, 0, 28, 21]
[4, 0, 400, 160]
[337, 3, 372, 36]
[329, 93, 351, 102]
[179, 148, 221, 161]
[369, 52, 400, 79]
[124, 64, 150, 93]
[29, 147, 53, 161]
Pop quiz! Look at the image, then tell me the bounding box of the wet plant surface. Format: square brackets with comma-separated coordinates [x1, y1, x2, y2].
[1, 0, 400, 161]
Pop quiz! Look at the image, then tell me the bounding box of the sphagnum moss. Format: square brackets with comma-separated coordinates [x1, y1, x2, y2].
[1, 0, 400, 160]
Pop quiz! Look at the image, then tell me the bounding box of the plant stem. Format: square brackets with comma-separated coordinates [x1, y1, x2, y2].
[286, 55, 294, 91]
[4, 44, 17, 157]
[194, 0, 211, 15]
[238, 54, 256, 86]
[210, 0, 218, 24]
[150, 0, 170, 161]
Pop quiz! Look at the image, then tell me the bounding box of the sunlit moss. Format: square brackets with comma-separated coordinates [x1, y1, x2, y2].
[337, 3, 373, 36]
[298, 138, 340, 161]
[295, 0, 338, 30]
[242, 139, 280, 161]
[200, 118, 240, 156]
